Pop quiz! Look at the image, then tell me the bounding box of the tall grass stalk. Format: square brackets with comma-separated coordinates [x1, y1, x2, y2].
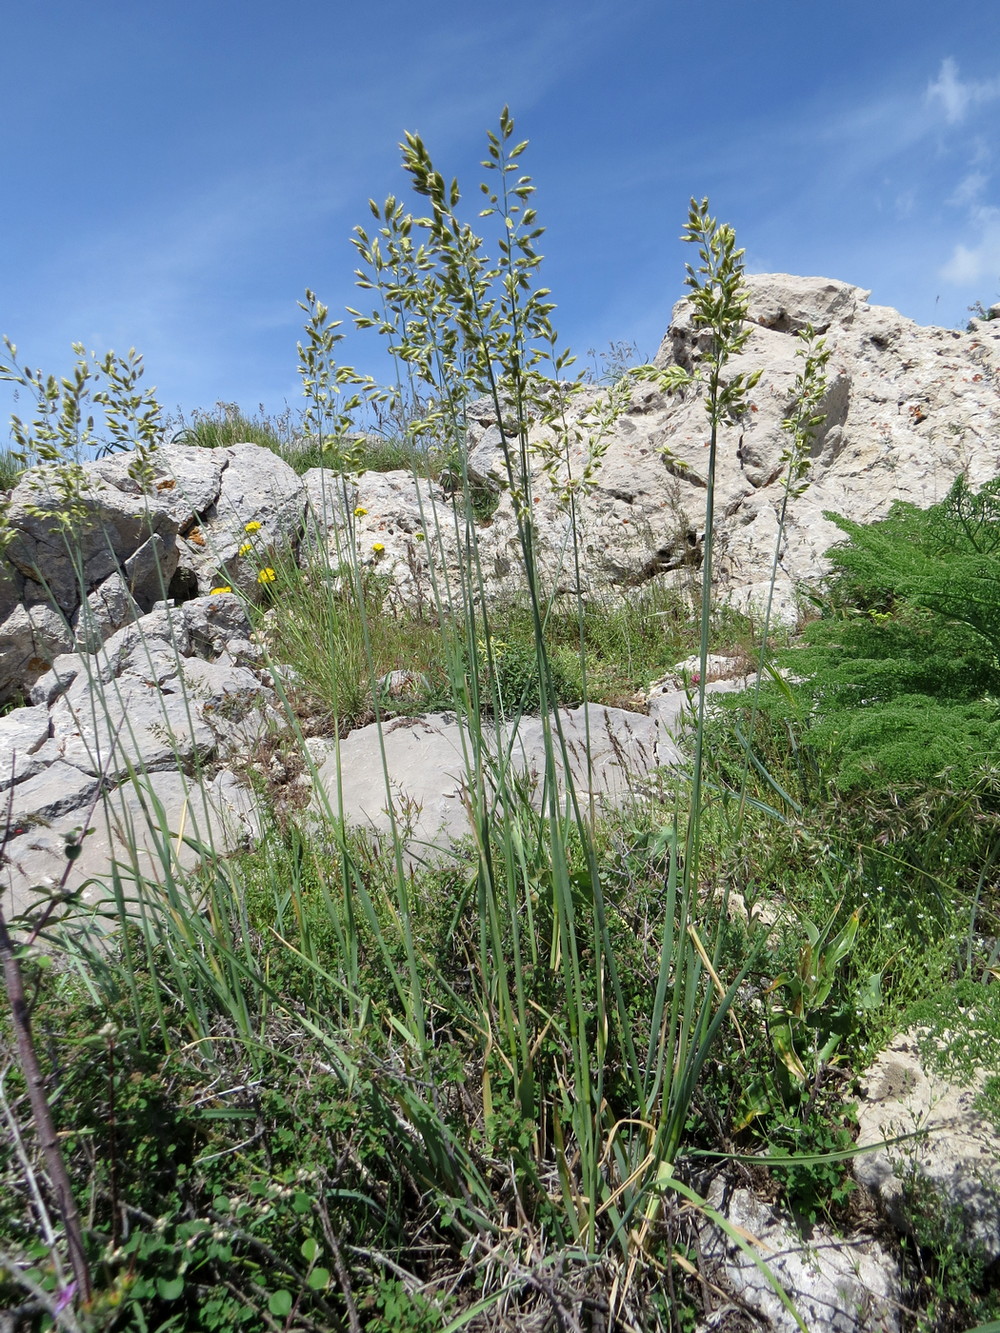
[293, 120, 764, 1288]
[677, 199, 762, 902]
[731, 326, 830, 832]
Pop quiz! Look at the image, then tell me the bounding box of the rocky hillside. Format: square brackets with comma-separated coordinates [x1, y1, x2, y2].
[458, 272, 1000, 622]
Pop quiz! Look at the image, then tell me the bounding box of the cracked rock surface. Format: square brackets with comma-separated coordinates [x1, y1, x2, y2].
[855, 1029, 1000, 1264]
[1, 595, 270, 917]
[0, 441, 306, 705]
[696, 1177, 901, 1333]
[309, 684, 738, 865]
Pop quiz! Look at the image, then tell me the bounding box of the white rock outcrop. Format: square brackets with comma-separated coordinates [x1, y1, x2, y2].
[308, 275, 1000, 627]
[1, 594, 270, 917]
[698, 1177, 901, 1333]
[0, 442, 306, 704]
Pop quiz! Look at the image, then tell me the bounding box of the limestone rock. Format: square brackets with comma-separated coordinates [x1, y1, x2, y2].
[3, 768, 260, 919]
[301, 468, 356, 553]
[311, 691, 743, 863]
[377, 670, 430, 702]
[1, 594, 271, 919]
[658, 654, 749, 688]
[324, 276, 1000, 626]
[72, 571, 141, 652]
[305, 467, 465, 610]
[0, 704, 56, 791]
[855, 1029, 1000, 1263]
[35, 599, 274, 783]
[0, 601, 73, 703]
[167, 442, 306, 599]
[697, 1178, 901, 1333]
[0, 442, 307, 704]
[2, 464, 178, 612]
[744, 272, 871, 334]
[7, 760, 103, 824]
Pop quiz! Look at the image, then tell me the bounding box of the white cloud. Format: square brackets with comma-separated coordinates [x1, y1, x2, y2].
[940, 205, 1000, 284]
[926, 58, 1000, 125]
[947, 171, 989, 207]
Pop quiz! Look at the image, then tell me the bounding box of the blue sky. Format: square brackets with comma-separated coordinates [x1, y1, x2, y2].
[2, 0, 999, 440]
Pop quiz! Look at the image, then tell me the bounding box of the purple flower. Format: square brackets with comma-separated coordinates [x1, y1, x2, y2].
[53, 1282, 77, 1314]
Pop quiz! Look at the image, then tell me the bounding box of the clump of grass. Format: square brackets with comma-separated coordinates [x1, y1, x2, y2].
[256, 555, 451, 730]
[0, 447, 26, 490]
[166, 399, 295, 454]
[255, 553, 757, 734]
[13, 122, 757, 1329]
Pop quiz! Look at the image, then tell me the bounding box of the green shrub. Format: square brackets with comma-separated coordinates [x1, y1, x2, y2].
[483, 637, 581, 715]
[733, 474, 1000, 798]
[807, 694, 1000, 793]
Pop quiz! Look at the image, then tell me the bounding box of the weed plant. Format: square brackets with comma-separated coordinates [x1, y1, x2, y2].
[688, 477, 1000, 1300]
[0, 448, 26, 491]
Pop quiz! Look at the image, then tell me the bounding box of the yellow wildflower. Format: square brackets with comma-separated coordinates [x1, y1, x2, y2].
[257, 568, 276, 584]
[244, 521, 262, 533]
[372, 542, 385, 554]
[210, 586, 232, 595]
[238, 543, 253, 556]
[354, 506, 368, 517]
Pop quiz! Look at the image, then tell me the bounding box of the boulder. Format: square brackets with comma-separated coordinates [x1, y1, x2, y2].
[169, 441, 306, 598]
[310, 684, 739, 864]
[312, 703, 673, 861]
[0, 600, 74, 703]
[1, 594, 274, 919]
[302, 466, 484, 614]
[3, 768, 260, 920]
[72, 571, 141, 652]
[306, 277, 1000, 627]
[2, 464, 178, 612]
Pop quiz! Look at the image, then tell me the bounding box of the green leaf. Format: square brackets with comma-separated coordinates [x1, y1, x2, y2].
[268, 1290, 293, 1317]
[307, 1267, 331, 1290]
[300, 1236, 319, 1263]
[858, 971, 884, 1010]
[770, 1021, 807, 1081]
[157, 1275, 185, 1301]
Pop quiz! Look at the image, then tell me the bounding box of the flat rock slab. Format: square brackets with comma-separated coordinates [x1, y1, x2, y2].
[312, 695, 721, 863]
[855, 1028, 1000, 1263]
[2, 768, 260, 922]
